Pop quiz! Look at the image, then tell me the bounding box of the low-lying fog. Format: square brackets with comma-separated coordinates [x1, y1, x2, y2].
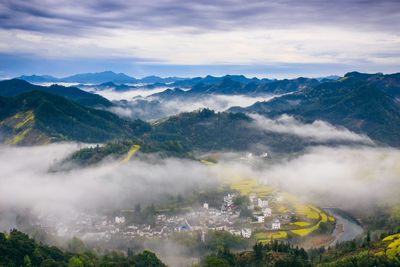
[0, 143, 217, 230]
[91, 87, 169, 100]
[109, 93, 282, 120]
[1, 143, 399, 232]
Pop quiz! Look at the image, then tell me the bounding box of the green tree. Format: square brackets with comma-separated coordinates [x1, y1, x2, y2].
[67, 237, 85, 253]
[68, 257, 84, 267]
[23, 255, 32, 267]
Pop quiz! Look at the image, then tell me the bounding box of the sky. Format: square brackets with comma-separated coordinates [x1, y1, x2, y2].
[0, 0, 399, 78]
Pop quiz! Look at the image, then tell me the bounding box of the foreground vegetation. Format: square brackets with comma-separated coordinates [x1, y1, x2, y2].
[0, 229, 166, 267]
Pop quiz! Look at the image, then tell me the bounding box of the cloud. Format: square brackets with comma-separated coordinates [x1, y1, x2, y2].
[108, 93, 281, 120]
[1, 0, 399, 34]
[256, 146, 400, 209]
[250, 113, 373, 144]
[90, 87, 169, 101]
[0, 143, 217, 230]
[0, 1, 399, 77]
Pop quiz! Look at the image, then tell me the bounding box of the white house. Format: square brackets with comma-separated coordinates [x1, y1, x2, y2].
[115, 216, 126, 224]
[241, 228, 252, 238]
[203, 202, 209, 210]
[272, 219, 281, 230]
[249, 194, 257, 205]
[257, 215, 265, 223]
[224, 194, 234, 206]
[258, 198, 269, 208]
[262, 207, 272, 217]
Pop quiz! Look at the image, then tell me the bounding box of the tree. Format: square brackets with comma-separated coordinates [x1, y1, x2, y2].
[134, 250, 166, 267]
[203, 255, 229, 267]
[67, 237, 85, 253]
[68, 257, 84, 267]
[23, 255, 32, 267]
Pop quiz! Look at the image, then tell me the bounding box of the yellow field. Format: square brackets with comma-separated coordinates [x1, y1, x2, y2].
[291, 221, 311, 227]
[230, 178, 258, 195]
[6, 128, 32, 145]
[255, 231, 288, 241]
[14, 111, 34, 129]
[200, 159, 215, 165]
[383, 233, 400, 242]
[291, 224, 320, 236]
[290, 205, 332, 237]
[382, 233, 400, 259]
[295, 204, 320, 220]
[121, 144, 140, 163]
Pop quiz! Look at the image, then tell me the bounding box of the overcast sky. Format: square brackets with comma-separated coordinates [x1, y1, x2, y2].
[0, 0, 399, 78]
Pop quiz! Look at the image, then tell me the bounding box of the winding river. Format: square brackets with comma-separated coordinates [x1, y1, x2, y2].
[324, 208, 364, 246]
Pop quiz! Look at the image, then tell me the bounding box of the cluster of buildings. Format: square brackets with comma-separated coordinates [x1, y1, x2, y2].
[34, 191, 296, 243]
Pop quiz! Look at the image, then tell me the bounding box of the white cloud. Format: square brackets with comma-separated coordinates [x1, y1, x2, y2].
[108, 93, 281, 120]
[90, 87, 169, 100]
[0, 143, 217, 229]
[258, 146, 400, 208]
[1, 26, 399, 68]
[250, 113, 373, 144]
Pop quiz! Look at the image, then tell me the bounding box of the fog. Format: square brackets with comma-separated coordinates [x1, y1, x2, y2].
[259, 146, 400, 209]
[0, 143, 217, 230]
[1, 143, 398, 228]
[93, 87, 169, 100]
[251, 114, 373, 144]
[214, 146, 400, 210]
[109, 94, 281, 120]
[1, 142, 399, 264]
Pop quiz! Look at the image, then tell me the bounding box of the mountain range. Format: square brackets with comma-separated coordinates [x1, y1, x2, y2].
[1, 71, 400, 154]
[230, 72, 400, 146]
[16, 71, 186, 84]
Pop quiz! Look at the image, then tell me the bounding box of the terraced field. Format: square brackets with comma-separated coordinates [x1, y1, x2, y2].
[382, 233, 400, 259]
[121, 144, 140, 163]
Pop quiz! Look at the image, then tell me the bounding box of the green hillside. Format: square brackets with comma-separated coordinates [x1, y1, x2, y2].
[0, 79, 112, 108]
[0, 91, 150, 145]
[231, 72, 400, 146]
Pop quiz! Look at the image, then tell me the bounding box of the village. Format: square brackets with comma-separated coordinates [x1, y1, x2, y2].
[37, 189, 301, 244]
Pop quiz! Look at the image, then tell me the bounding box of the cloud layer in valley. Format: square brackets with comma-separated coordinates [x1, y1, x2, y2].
[108, 94, 280, 120]
[250, 114, 373, 144]
[0, 143, 217, 230]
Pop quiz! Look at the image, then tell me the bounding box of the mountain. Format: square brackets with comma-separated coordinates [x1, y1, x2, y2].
[61, 71, 137, 84]
[0, 91, 150, 145]
[230, 72, 400, 146]
[151, 77, 319, 100]
[15, 73, 187, 85]
[138, 75, 186, 84]
[0, 79, 112, 107]
[170, 74, 264, 88]
[67, 107, 372, 166]
[77, 81, 136, 91]
[16, 74, 59, 83]
[341, 71, 400, 98]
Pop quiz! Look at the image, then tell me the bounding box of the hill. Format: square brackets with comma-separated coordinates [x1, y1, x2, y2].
[0, 229, 166, 267]
[0, 91, 150, 145]
[61, 71, 136, 83]
[151, 76, 319, 100]
[16, 72, 186, 84]
[16, 74, 59, 83]
[67, 108, 371, 166]
[0, 79, 112, 107]
[231, 72, 400, 147]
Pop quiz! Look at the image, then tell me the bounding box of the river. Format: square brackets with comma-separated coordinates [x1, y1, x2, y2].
[324, 208, 364, 246]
